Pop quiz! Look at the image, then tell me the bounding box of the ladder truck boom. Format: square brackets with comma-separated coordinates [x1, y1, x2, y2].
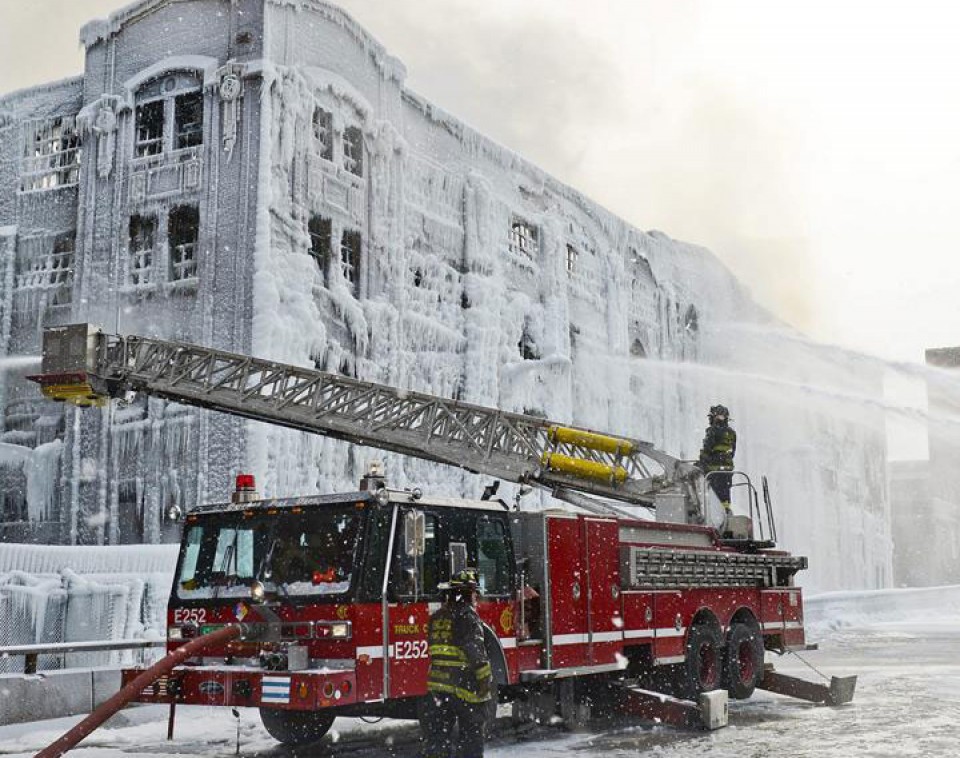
[30, 323, 705, 518]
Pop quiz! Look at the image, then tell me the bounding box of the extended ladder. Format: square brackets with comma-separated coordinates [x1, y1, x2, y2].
[30, 323, 704, 516]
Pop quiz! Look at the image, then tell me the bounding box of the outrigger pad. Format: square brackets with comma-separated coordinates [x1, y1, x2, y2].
[827, 675, 857, 706]
[758, 666, 857, 706]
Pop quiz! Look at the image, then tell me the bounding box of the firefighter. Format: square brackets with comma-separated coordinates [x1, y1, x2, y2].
[699, 404, 737, 514]
[422, 568, 492, 758]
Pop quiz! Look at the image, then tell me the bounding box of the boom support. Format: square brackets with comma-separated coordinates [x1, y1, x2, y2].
[29, 324, 704, 517]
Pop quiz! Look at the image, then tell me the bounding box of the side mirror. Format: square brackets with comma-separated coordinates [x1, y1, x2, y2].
[404, 511, 425, 557]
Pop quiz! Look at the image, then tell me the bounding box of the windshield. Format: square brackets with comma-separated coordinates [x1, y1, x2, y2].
[176, 506, 363, 601]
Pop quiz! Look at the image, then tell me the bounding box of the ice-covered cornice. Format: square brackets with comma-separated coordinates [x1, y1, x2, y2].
[78, 0, 406, 82]
[0, 75, 83, 111]
[268, 0, 406, 82]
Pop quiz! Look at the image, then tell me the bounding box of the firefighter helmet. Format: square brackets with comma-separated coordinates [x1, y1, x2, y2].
[440, 568, 480, 592]
[709, 404, 729, 419]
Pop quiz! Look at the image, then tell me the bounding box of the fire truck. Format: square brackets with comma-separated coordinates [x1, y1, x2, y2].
[31, 324, 854, 748]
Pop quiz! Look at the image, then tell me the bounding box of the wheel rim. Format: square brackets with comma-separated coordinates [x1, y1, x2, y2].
[698, 642, 718, 687]
[738, 639, 756, 683]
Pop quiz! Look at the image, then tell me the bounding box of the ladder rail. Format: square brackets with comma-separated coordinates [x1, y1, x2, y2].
[38, 326, 704, 513]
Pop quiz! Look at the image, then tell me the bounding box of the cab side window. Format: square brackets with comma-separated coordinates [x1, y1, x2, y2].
[477, 518, 511, 596]
[392, 512, 439, 600]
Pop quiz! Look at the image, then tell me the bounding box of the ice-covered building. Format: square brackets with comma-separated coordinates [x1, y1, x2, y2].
[0, 0, 889, 591]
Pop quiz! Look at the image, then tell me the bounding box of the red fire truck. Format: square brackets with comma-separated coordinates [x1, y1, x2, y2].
[31, 324, 851, 747]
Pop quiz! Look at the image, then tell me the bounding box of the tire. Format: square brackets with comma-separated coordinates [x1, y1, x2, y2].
[683, 623, 724, 698]
[259, 708, 335, 746]
[724, 621, 764, 699]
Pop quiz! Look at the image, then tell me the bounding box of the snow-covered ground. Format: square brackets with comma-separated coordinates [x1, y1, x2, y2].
[2, 587, 959, 756]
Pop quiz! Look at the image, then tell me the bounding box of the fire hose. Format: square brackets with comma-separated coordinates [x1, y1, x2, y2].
[34, 624, 244, 758]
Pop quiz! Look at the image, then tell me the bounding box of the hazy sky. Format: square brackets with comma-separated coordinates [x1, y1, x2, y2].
[2, 0, 959, 366]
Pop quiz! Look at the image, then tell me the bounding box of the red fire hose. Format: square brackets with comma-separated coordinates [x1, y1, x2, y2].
[34, 624, 244, 758]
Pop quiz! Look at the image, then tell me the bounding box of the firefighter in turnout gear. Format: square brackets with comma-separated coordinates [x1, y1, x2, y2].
[699, 405, 737, 514]
[422, 568, 493, 758]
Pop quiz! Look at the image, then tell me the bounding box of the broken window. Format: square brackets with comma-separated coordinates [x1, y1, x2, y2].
[49, 233, 75, 305]
[509, 218, 539, 259]
[340, 230, 361, 295]
[343, 126, 363, 177]
[566, 244, 578, 274]
[683, 305, 699, 335]
[3, 490, 27, 523]
[16, 231, 74, 304]
[135, 100, 165, 157]
[128, 214, 157, 286]
[312, 107, 334, 160]
[630, 338, 647, 358]
[168, 205, 199, 281]
[174, 91, 204, 149]
[135, 72, 203, 157]
[519, 320, 541, 360]
[308, 216, 332, 282]
[21, 116, 81, 191]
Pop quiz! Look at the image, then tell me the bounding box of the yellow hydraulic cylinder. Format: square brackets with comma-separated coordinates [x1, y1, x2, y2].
[541, 452, 628, 485]
[38, 382, 107, 408]
[548, 425, 634, 456]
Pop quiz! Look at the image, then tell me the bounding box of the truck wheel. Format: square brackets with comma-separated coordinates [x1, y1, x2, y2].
[683, 623, 724, 697]
[259, 708, 335, 745]
[724, 621, 764, 699]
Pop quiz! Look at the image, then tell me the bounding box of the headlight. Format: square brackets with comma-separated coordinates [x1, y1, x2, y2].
[250, 580, 266, 603]
[329, 622, 350, 638]
[167, 626, 183, 640]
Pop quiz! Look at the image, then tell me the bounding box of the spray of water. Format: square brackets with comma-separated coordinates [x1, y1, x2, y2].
[0, 355, 41, 371]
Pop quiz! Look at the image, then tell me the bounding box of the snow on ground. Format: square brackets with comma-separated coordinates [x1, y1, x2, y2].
[2, 586, 960, 756]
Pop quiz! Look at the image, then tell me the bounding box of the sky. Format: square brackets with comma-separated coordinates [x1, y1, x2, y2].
[1, 0, 959, 369]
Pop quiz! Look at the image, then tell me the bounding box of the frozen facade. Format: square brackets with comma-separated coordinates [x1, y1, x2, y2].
[0, 0, 889, 591]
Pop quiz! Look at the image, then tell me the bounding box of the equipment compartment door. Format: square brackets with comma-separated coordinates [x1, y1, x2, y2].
[584, 518, 622, 664]
[545, 515, 588, 669]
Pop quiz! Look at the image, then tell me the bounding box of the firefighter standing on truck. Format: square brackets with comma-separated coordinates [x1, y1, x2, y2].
[699, 404, 737, 514]
[422, 568, 492, 758]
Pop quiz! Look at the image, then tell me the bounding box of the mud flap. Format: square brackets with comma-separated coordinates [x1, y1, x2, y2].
[758, 664, 857, 706]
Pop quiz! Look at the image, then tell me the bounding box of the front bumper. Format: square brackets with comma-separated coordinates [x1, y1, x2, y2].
[123, 666, 357, 710]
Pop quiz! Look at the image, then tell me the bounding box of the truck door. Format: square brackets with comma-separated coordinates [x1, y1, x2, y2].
[545, 514, 588, 669]
[386, 509, 438, 699]
[584, 518, 621, 664]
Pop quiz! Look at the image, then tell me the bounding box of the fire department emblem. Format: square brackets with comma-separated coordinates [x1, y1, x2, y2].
[336, 605, 349, 620]
[499, 607, 514, 634]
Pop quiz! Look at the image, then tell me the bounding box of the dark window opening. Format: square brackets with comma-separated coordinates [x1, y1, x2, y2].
[477, 519, 511, 596]
[3, 490, 27, 522]
[519, 321, 540, 360]
[312, 108, 334, 160]
[509, 218, 539, 258]
[135, 100, 164, 157]
[630, 338, 647, 358]
[49, 232, 74, 305]
[413, 268, 423, 287]
[174, 91, 204, 149]
[129, 215, 157, 286]
[343, 126, 363, 177]
[683, 305, 699, 335]
[340, 230, 361, 295]
[308, 216, 331, 282]
[566, 244, 578, 274]
[169, 205, 199, 281]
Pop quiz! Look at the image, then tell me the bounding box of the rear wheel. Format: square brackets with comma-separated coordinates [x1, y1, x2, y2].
[724, 621, 764, 699]
[683, 623, 724, 698]
[259, 708, 335, 746]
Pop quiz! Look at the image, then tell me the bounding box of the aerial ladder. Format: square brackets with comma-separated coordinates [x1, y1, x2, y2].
[30, 323, 755, 533]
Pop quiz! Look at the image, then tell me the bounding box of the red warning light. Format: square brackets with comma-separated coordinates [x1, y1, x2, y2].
[235, 473, 256, 491]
